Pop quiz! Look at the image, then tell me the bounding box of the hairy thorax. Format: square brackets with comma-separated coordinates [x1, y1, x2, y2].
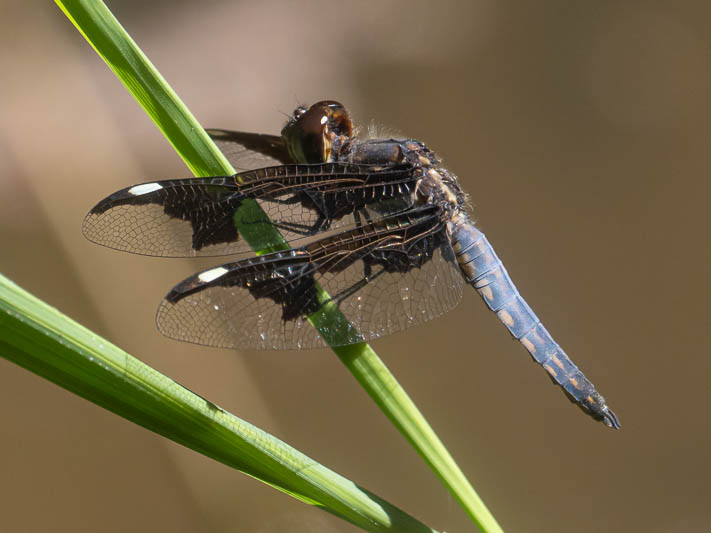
[336, 136, 468, 218]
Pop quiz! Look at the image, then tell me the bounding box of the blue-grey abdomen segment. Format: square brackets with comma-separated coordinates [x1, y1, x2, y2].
[450, 217, 620, 429]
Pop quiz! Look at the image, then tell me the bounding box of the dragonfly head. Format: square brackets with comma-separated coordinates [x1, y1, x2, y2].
[282, 100, 354, 163]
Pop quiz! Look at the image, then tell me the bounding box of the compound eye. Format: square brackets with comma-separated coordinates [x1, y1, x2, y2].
[281, 100, 354, 163]
[312, 100, 354, 139]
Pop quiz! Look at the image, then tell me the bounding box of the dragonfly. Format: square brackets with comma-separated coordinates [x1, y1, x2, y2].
[83, 100, 620, 429]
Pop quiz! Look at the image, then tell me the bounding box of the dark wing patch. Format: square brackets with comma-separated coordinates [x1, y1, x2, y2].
[83, 177, 243, 257]
[206, 129, 291, 170]
[83, 163, 418, 258]
[156, 206, 464, 349]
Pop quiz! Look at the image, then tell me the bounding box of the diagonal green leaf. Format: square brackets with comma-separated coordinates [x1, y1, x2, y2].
[0, 273, 437, 532]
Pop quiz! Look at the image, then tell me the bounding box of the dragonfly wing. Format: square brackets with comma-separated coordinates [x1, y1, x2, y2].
[206, 129, 291, 170]
[82, 177, 246, 257]
[156, 206, 464, 349]
[83, 163, 417, 257]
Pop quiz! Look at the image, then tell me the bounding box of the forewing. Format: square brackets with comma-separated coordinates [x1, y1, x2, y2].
[156, 207, 464, 349]
[206, 129, 291, 170]
[83, 177, 246, 257]
[83, 163, 417, 258]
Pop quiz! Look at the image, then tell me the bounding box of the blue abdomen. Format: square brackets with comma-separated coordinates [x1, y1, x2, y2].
[450, 215, 619, 428]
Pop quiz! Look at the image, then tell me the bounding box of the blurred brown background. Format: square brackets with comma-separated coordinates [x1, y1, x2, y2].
[1, 1, 709, 532]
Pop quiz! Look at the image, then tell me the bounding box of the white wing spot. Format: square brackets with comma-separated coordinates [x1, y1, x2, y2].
[198, 266, 229, 283]
[128, 182, 163, 195]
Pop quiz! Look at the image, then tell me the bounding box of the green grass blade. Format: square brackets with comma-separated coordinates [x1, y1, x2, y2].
[336, 344, 503, 532]
[0, 273, 438, 533]
[54, 1, 503, 531]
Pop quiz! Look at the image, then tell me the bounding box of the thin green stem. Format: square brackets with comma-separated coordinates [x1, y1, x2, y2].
[54, 1, 503, 531]
[336, 344, 503, 532]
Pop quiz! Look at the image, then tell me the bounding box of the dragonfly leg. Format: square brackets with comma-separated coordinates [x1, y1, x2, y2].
[233, 213, 330, 238]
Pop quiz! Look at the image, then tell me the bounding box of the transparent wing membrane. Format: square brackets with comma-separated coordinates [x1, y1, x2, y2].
[82, 163, 418, 258]
[206, 129, 291, 170]
[156, 207, 464, 349]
